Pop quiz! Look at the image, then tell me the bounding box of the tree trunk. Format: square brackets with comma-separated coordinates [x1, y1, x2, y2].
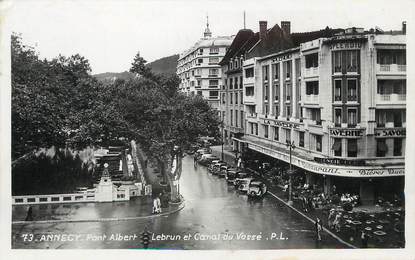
[167, 173, 180, 202]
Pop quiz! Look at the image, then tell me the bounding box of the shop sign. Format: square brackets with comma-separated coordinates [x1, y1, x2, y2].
[263, 119, 300, 129]
[314, 157, 366, 166]
[273, 54, 292, 62]
[329, 42, 362, 50]
[329, 128, 364, 137]
[375, 128, 406, 138]
[247, 142, 404, 178]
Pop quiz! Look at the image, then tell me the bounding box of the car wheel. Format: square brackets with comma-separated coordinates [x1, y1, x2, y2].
[250, 191, 256, 196]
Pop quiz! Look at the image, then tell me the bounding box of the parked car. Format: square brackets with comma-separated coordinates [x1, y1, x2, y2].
[218, 165, 230, 178]
[247, 181, 267, 197]
[237, 177, 254, 192]
[195, 148, 211, 160]
[198, 154, 219, 166]
[208, 160, 221, 172]
[212, 162, 227, 175]
[225, 169, 239, 184]
[234, 172, 251, 187]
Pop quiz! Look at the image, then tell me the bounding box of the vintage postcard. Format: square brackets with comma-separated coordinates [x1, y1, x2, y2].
[1, 0, 414, 259]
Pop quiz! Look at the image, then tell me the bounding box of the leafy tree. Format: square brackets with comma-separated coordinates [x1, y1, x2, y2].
[129, 51, 155, 80]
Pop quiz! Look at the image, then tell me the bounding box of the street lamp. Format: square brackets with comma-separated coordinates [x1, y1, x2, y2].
[221, 117, 224, 161]
[286, 140, 296, 206]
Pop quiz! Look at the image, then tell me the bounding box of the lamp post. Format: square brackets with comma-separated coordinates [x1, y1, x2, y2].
[221, 118, 224, 161]
[286, 140, 296, 206]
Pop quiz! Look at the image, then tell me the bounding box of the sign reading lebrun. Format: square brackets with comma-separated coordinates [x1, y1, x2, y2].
[248, 142, 404, 177]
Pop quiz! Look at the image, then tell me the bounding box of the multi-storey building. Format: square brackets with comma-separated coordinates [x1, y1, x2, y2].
[219, 29, 259, 148]
[177, 19, 233, 110]
[235, 21, 406, 204]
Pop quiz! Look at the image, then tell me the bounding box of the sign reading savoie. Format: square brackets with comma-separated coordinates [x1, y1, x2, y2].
[248, 142, 404, 177]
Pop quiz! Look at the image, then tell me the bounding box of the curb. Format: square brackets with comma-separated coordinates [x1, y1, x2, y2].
[12, 202, 185, 225]
[267, 191, 357, 249]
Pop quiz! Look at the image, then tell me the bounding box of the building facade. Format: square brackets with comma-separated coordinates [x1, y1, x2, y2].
[177, 20, 233, 110]
[234, 22, 406, 204]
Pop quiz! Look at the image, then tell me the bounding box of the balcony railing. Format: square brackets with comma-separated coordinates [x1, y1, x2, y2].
[377, 94, 406, 103]
[304, 94, 319, 104]
[347, 95, 358, 102]
[334, 96, 342, 102]
[377, 64, 406, 74]
[246, 113, 257, 118]
[304, 67, 319, 77]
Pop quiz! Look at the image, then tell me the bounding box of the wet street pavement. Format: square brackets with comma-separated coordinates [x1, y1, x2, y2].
[12, 156, 347, 249]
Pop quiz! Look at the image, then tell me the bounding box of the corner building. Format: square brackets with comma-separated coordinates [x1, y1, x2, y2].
[177, 21, 233, 110]
[236, 22, 406, 204]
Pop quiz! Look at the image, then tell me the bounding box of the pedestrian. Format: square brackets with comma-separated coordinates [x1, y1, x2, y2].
[302, 196, 308, 212]
[328, 209, 336, 229]
[361, 230, 369, 248]
[152, 195, 162, 214]
[334, 213, 342, 232]
[237, 157, 242, 169]
[315, 217, 323, 248]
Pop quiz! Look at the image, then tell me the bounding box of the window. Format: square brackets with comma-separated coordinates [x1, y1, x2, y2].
[240, 76, 243, 88]
[347, 79, 358, 101]
[209, 57, 219, 64]
[191, 70, 195, 76]
[235, 93, 238, 105]
[275, 105, 280, 117]
[230, 93, 233, 104]
[235, 110, 238, 127]
[334, 108, 342, 126]
[209, 68, 219, 76]
[240, 111, 244, 128]
[264, 125, 269, 138]
[272, 63, 280, 80]
[210, 47, 219, 54]
[285, 129, 291, 143]
[229, 78, 233, 90]
[199, 49, 203, 55]
[347, 108, 357, 127]
[209, 80, 219, 86]
[333, 51, 342, 73]
[262, 65, 269, 81]
[305, 53, 319, 68]
[198, 58, 203, 64]
[230, 109, 233, 126]
[274, 84, 279, 101]
[197, 79, 201, 87]
[264, 84, 269, 101]
[245, 67, 254, 78]
[394, 138, 403, 156]
[286, 105, 291, 118]
[376, 139, 387, 157]
[235, 77, 238, 89]
[306, 81, 319, 95]
[346, 50, 359, 72]
[333, 138, 342, 156]
[246, 87, 254, 96]
[285, 83, 291, 101]
[250, 123, 254, 134]
[315, 135, 322, 152]
[347, 139, 357, 157]
[375, 110, 386, 127]
[284, 61, 291, 78]
[377, 50, 406, 65]
[299, 132, 304, 147]
[274, 127, 279, 141]
[254, 123, 258, 135]
[209, 91, 218, 98]
[334, 80, 342, 101]
[221, 93, 225, 103]
[197, 91, 202, 96]
[309, 108, 321, 124]
[240, 92, 243, 103]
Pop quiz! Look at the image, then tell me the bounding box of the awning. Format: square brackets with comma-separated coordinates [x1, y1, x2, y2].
[348, 141, 358, 152]
[331, 141, 341, 151]
[377, 141, 388, 152]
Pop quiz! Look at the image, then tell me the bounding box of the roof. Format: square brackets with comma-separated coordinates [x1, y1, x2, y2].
[219, 29, 255, 65]
[179, 35, 234, 60]
[246, 24, 345, 59]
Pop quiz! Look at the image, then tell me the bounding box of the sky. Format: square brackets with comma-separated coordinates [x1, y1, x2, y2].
[4, 0, 414, 74]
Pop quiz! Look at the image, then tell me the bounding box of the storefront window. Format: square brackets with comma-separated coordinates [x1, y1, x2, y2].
[376, 139, 388, 157]
[315, 135, 322, 152]
[274, 126, 279, 141]
[332, 138, 342, 156]
[334, 80, 342, 101]
[347, 139, 358, 157]
[299, 132, 304, 147]
[394, 138, 403, 156]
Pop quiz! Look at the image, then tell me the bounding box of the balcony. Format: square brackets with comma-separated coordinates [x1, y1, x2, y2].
[376, 64, 406, 75]
[347, 95, 358, 102]
[304, 94, 319, 104]
[246, 112, 257, 118]
[244, 77, 255, 85]
[376, 94, 406, 105]
[304, 67, 319, 78]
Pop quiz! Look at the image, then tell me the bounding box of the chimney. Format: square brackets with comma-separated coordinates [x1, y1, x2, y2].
[402, 21, 406, 34]
[281, 21, 291, 34]
[259, 21, 267, 40]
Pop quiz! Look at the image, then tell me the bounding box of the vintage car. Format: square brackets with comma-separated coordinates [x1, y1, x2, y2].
[198, 154, 219, 166]
[218, 165, 230, 178]
[208, 160, 221, 172]
[233, 172, 251, 187]
[247, 181, 267, 197]
[225, 169, 239, 184]
[195, 148, 211, 160]
[237, 177, 255, 192]
[211, 162, 227, 175]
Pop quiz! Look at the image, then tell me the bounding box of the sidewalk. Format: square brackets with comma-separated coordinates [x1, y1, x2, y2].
[209, 145, 404, 248]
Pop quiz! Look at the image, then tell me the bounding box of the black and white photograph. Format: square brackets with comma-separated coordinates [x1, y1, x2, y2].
[1, 0, 415, 259]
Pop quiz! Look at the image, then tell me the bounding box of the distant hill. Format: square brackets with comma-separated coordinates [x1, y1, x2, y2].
[93, 54, 178, 83]
[146, 54, 179, 76]
[93, 71, 135, 83]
